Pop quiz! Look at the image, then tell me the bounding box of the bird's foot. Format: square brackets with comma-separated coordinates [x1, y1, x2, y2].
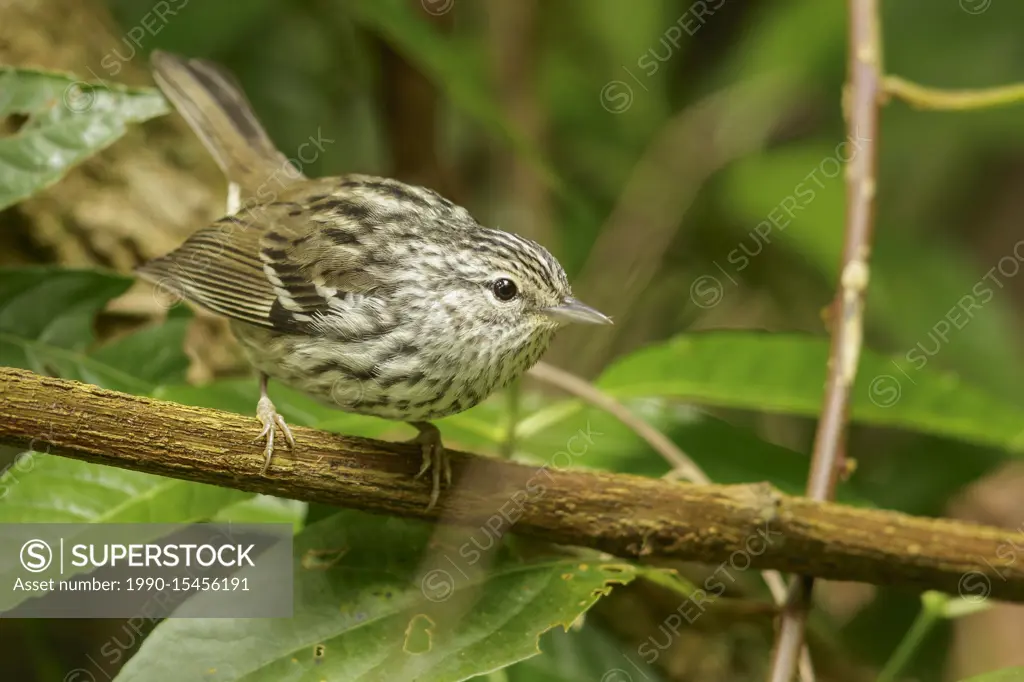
[408, 422, 452, 511]
[254, 394, 295, 474]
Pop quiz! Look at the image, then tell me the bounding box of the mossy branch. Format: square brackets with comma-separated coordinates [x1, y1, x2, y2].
[1, 367, 1022, 602]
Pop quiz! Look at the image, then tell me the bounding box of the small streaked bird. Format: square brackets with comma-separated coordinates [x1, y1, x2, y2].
[138, 51, 611, 510]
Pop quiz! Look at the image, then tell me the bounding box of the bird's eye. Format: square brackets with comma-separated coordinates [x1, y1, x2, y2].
[491, 278, 519, 301]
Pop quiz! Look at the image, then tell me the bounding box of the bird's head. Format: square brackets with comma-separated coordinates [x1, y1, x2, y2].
[425, 228, 611, 352]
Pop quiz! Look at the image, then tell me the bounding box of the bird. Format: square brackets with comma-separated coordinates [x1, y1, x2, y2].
[136, 50, 611, 511]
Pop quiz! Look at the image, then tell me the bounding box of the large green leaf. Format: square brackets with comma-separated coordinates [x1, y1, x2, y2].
[92, 308, 192, 387]
[114, 510, 637, 682]
[0, 455, 246, 525]
[848, 434, 1005, 518]
[498, 625, 664, 682]
[596, 333, 1024, 453]
[0, 267, 253, 611]
[212, 495, 307, 533]
[0, 68, 168, 210]
[517, 399, 874, 505]
[0, 455, 249, 612]
[0, 268, 187, 393]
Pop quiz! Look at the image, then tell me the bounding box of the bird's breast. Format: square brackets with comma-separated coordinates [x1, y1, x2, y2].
[229, 321, 552, 422]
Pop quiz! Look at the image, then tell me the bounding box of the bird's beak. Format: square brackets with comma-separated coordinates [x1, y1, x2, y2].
[542, 297, 613, 325]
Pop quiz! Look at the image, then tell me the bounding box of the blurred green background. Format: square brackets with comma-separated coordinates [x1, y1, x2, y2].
[2, 0, 1024, 680]
[99, 0, 1024, 396]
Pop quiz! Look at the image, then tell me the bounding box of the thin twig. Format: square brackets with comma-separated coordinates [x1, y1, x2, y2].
[768, 1, 882, 680]
[3, 367, 1024, 599]
[529, 361, 816, 680]
[528, 361, 706, 483]
[883, 76, 1024, 111]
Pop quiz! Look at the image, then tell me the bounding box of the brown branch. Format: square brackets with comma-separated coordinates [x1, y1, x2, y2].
[768, 1, 883, 680]
[529, 361, 815, 680]
[2, 367, 1023, 604]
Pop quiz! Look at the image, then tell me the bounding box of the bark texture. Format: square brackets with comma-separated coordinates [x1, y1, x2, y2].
[1, 367, 1022, 603]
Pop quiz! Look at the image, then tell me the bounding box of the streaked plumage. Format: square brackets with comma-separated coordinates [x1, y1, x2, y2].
[137, 51, 611, 510]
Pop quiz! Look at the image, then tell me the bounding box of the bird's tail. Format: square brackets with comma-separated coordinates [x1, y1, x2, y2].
[150, 50, 304, 194]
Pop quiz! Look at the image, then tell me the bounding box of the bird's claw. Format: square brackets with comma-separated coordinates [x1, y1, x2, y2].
[255, 395, 294, 475]
[409, 424, 451, 511]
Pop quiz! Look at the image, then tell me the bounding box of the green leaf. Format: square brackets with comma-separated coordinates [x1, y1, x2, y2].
[0, 455, 246, 525]
[114, 510, 637, 682]
[597, 332, 1024, 453]
[849, 434, 1004, 517]
[0, 68, 168, 210]
[91, 309, 192, 388]
[213, 495, 307, 534]
[516, 390, 962, 514]
[0, 267, 253, 612]
[517, 398, 813, 485]
[499, 624, 664, 682]
[0, 268, 188, 393]
[0, 455, 249, 611]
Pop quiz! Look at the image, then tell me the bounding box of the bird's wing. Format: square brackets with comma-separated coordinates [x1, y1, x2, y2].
[136, 179, 391, 337]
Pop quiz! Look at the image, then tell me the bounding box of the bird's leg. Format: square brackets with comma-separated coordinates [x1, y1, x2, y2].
[254, 373, 295, 474]
[407, 421, 452, 511]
